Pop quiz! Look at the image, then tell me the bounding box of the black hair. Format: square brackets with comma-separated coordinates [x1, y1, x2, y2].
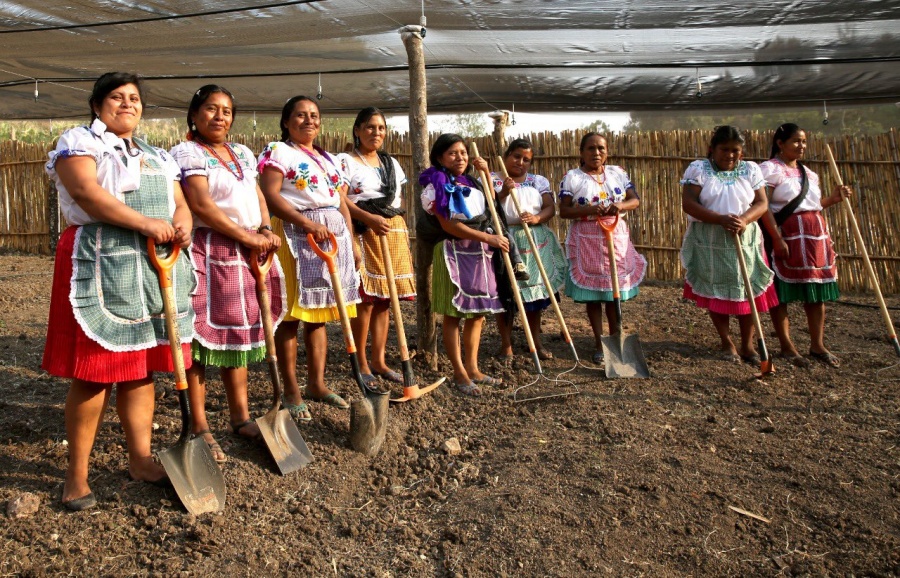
[770, 123, 802, 159]
[279, 95, 319, 142]
[186, 84, 235, 141]
[429, 133, 467, 169]
[579, 132, 605, 152]
[352, 106, 387, 148]
[503, 138, 533, 158]
[708, 125, 745, 158]
[89, 72, 144, 122]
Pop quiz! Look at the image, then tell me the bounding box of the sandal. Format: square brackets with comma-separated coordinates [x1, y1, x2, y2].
[360, 373, 379, 386]
[231, 420, 262, 441]
[454, 381, 482, 397]
[281, 396, 312, 422]
[780, 353, 811, 369]
[193, 430, 226, 463]
[740, 353, 761, 365]
[304, 389, 350, 410]
[472, 375, 502, 386]
[61, 491, 96, 512]
[810, 350, 840, 368]
[372, 370, 403, 384]
[592, 351, 604, 365]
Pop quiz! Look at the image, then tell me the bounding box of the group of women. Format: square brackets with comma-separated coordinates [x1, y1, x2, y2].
[44, 72, 849, 511]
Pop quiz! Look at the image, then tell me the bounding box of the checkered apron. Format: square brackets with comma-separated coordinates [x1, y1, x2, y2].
[283, 207, 360, 309]
[443, 238, 504, 314]
[510, 224, 567, 303]
[773, 211, 838, 284]
[190, 228, 287, 351]
[357, 215, 415, 300]
[566, 217, 646, 293]
[71, 143, 195, 351]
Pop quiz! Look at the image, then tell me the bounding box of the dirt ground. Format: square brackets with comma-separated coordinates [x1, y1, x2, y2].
[1, 253, 900, 577]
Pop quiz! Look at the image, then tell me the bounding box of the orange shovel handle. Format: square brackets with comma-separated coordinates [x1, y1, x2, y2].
[597, 212, 620, 234]
[306, 232, 338, 273]
[250, 248, 275, 278]
[146, 238, 180, 289]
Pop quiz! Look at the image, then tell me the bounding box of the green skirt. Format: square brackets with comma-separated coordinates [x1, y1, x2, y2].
[775, 278, 840, 304]
[192, 341, 267, 368]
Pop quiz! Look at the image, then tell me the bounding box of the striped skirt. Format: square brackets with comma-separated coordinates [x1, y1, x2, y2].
[681, 221, 778, 315]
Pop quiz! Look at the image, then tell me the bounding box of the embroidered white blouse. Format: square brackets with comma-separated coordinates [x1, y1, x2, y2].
[759, 158, 824, 213]
[257, 141, 347, 211]
[559, 166, 634, 211]
[336, 152, 406, 209]
[170, 141, 261, 229]
[46, 119, 180, 226]
[680, 159, 765, 222]
[491, 172, 551, 225]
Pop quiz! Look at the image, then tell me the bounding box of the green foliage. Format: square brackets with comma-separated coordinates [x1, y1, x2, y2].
[624, 103, 900, 135]
[438, 114, 490, 137]
[581, 119, 613, 134]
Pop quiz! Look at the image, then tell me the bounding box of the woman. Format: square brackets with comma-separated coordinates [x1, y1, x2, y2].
[491, 138, 567, 361]
[170, 85, 285, 462]
[680, 125, 778, 363]
[43, 72, 194, 510]
[337, 107, 414, 385]
[559, 133, 646, 364]
[259, 96, 360, 420]
[419, 134, 507, 395]
[760, 123, 850, 367]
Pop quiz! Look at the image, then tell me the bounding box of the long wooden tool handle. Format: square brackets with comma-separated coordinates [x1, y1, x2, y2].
[495, 157, 578, 360]
[602, 218, 623, 333]
[732, 232, 770, 366]
[251, 250, 282, 411]
[470, 143, 541, 374]
[379, 235, 410, 361]
[824, 144, 900, 357]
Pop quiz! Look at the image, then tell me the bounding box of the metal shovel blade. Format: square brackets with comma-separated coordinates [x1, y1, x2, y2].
[256, 408, 313, 475]
[602, 331, 651, 379]
[158, 437, 226, 516]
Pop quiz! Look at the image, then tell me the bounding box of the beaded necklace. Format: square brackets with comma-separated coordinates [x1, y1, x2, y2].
[288, 140, 340, 197]
[195, 138, 244, 181]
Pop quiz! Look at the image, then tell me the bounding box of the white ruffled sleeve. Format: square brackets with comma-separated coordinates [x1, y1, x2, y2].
[46, 126, 102, 175]
[154, 147, 182, 181]
[745, 161, 766, 190]
[169, 142, 208, 180]
[420, 183, 437, 215]
[392, 157, 407, 187]
[535, 174, 552, 196]
[680, 160, 706, 186]
[257, 141, 288, 175]
[558, 169, 578, 198]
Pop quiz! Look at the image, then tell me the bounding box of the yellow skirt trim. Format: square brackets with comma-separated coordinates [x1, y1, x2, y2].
[273, 217, 357, 323]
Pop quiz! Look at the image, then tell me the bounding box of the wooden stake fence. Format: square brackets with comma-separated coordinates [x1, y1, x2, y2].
[3, 129, 898, 294]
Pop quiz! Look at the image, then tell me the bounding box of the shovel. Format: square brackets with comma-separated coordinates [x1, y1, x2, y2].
[147, 238, 226, 516]
[598, 214, 650, 378]
[250, 250, 313, 474]
[378, 235, 446, 403]
[732, 231, 775, 377]
[306, 232, 389, 457]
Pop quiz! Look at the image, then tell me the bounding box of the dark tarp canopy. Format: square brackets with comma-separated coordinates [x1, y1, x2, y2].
[1, 0, 898, 119]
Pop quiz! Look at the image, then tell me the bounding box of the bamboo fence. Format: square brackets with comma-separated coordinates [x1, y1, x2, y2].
[2, 129, 898, 294]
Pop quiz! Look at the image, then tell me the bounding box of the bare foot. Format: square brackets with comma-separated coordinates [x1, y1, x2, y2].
[62, 477, 92, 504]
[128, 457, 168, 484]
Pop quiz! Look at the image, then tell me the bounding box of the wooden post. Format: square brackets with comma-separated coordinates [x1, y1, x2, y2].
[401, 25, 437, 369]
[488, 110, 509, 156]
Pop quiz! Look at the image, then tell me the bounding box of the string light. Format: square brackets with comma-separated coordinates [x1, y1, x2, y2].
[695, 68, 703, 99]
[511, 103, 516, 126]
[822, 101, 829, 125]
[316, 72, 323, 100]
[419, 0, 426, 37]
[34, 79, 38, 101]
[252, 110, 257, 133]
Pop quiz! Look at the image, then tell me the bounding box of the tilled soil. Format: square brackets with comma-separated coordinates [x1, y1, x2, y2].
[1, 254, 900, 577]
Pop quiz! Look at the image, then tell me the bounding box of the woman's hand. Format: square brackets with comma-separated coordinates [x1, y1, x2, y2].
[305, 221, 329, 242]
[774, 238, 790, 259]
[472, 157, 489, 175]
[140, 218, 176, 244]
[173, 223, 192, 249]
[242, 232, 272, 252]
[261, 229, 281, 251]
[520, 212, 539, 225]
[830, 184, 853, 204]
[603, 203, 620, 217]
[486, 234, 510, 252]
[366, 213, 391, 236]
[719, 213, 746, 234]
[501, 177, 517, 196]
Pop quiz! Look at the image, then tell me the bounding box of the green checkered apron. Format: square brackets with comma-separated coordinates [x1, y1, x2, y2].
[70, 140, 195, 351]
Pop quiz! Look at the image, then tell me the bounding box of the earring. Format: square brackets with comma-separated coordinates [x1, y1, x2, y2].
[354, 135, 360, 147]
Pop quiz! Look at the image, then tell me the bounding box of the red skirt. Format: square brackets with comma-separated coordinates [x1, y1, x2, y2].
[42, 226, 192, 383]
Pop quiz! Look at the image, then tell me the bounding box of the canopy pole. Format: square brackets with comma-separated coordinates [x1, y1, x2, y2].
[401, 25, 437, 370]
[488, 110, 510, 156]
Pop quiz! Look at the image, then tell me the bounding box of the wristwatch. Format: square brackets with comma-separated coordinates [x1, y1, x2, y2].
[258, 225, 273, 233]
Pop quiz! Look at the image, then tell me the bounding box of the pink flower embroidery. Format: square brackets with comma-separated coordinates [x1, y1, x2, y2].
[310, 175, 319, 185]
